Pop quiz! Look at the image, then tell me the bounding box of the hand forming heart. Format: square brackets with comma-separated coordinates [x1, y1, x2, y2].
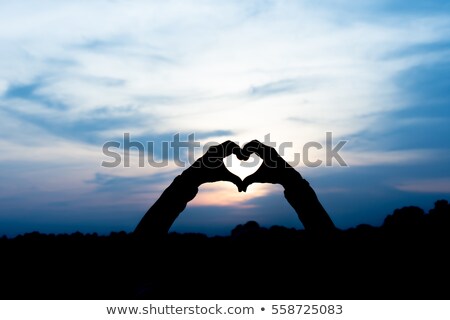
[181, 140, 302, 192]
[135, 139, 335, 239]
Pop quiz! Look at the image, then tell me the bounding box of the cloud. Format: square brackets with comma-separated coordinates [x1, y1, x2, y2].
[341, 149, 434, 167]
[249, 79, 303, 97]
[0, 101, 150, 145]
[395, 178, 450, 193]
[189, 182, 272, 208]
[87, 171, 176, 194]
[2, 1, 449, 146]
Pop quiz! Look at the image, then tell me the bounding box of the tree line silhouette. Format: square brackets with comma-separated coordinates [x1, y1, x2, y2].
[1, 199, 449, 299]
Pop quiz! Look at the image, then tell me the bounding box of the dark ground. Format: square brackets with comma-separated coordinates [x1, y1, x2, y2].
[1, 199, 450, 299]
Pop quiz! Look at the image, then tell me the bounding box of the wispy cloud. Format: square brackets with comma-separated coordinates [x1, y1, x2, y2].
[395, 178, 450, 193]
[249, 78, 306, 97]
[87, 172, 176, 194]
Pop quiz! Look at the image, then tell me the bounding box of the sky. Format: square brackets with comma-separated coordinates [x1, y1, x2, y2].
[1, 0, 450, 236]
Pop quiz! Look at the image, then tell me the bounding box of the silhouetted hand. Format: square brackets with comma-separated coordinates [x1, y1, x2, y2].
[135, 139, 335, 239]
[240, 140, 301, 191]
[240, 140, 336, 232]
[134, 140, 246, 239]
[182, 140, 245, 191]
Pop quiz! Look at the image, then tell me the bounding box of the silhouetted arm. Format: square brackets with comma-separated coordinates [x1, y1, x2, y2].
[282, 173, 335, 233]
[134, 141, 244, 241]
[241, 140, 336, 233]
[133, 174, 199, 239]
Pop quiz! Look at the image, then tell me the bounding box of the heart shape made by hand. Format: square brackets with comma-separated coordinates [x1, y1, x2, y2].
[223, 153, 262, 180]
[186, 140, 292, 192]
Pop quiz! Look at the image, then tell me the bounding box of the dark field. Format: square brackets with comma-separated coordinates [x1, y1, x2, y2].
[2, 200, 450, 299]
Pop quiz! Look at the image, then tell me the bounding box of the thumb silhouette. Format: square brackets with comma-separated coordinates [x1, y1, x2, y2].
[182, 140, 244, 192]
[242, 165, 272, 192]
[240, 140, 300, 191]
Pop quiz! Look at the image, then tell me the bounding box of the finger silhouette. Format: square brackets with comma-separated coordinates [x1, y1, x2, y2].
[242, 166, 264, 192]
[207, 140, 242, 158]
[197, 141, 243, 190]
[242, 139, 280, 166]
[241, 139, 299, 191]
[242, 140, 264, 160]
[242, 162, 279, 191]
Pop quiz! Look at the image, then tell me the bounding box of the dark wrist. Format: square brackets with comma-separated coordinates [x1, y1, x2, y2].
[280, 169, 304, 190]
[180, 167, 203, 188]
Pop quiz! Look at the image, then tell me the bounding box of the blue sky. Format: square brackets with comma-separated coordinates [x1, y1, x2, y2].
[1, 0, 449, 236]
